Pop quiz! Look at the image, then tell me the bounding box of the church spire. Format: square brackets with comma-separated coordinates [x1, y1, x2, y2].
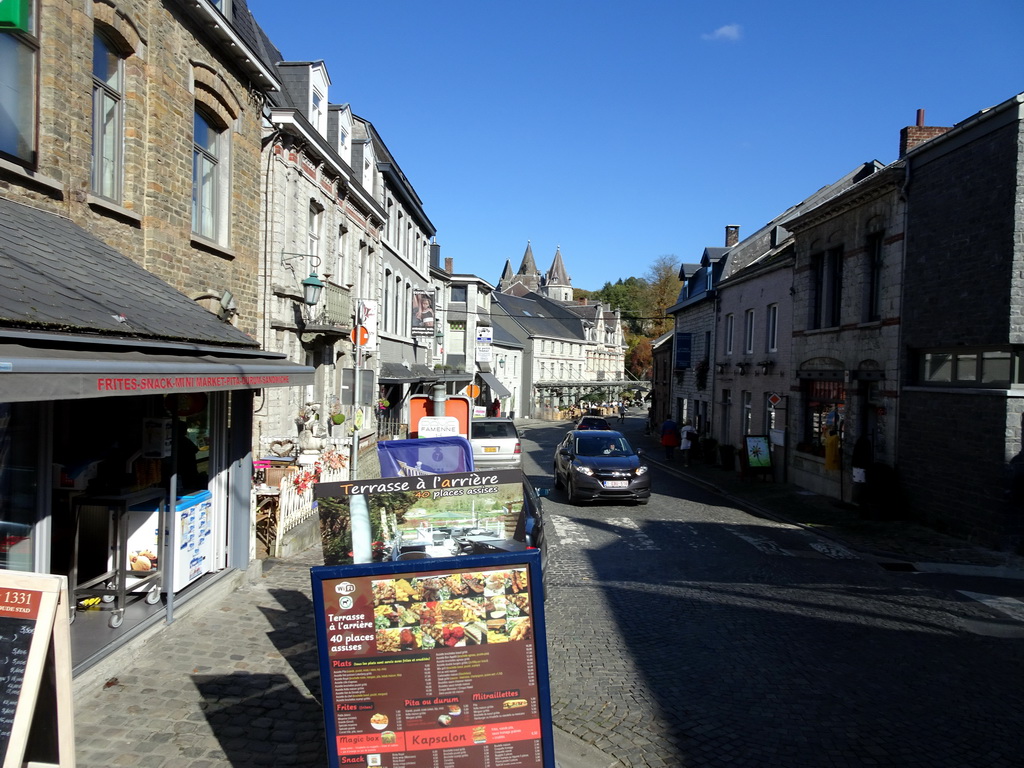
[517, 240, 539, 276]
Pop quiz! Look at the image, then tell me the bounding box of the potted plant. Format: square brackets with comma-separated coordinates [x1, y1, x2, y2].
[328, 396, 345, 425]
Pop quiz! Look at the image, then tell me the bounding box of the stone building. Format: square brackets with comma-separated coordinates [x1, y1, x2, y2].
[898, 94, 1024, 548]
[260, 58, 385, 468]
[0, 0, 309, 673]
[786, 160, 906, 500]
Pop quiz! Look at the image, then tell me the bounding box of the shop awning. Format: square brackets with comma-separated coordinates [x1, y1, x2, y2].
[378, 362, 438, 383]
[478, 371, 510, 399]
[0, 342, 314, 403]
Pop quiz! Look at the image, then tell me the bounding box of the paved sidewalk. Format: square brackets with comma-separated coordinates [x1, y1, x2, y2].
[72, 545, 612, 768]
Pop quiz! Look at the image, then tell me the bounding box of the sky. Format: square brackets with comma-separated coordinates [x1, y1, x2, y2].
[246, 0, 1024, 292]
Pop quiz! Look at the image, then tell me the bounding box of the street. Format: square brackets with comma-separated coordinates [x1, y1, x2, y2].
[524, 417, 1024, 767]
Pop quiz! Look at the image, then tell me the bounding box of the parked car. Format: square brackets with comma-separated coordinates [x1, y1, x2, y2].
[575, 415, 611, 431]
[553, 430, 650, 505]
[469, 417, 523, 470]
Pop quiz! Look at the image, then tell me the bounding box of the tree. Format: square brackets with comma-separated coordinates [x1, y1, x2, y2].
[644, 255, 682, 336]
[626, 335, 653, 379]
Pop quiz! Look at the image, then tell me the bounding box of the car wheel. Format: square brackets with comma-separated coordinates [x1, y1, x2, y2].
[553, 464, 564, 489]
[567, 477, 580, 505]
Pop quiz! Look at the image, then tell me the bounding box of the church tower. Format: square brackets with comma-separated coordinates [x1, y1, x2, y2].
[541, 246, 573, 302]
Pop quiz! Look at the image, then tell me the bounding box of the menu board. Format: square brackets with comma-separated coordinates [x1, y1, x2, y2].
[311, 550, 555, 768]
[0, 589, 39, 764]
[0, 572, 74, 768]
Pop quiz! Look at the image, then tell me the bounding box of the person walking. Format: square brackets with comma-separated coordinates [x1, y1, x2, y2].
[679, 420, 697, 467]
[660, 416, 681, 461]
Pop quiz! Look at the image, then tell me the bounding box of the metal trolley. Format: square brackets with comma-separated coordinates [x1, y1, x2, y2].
[70, 489, 165, 628]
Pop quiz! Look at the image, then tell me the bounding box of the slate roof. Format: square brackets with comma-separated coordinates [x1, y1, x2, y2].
[545, 247, 570, 285]
[491, 292, 586, 341]
[0, 198, 258, 348]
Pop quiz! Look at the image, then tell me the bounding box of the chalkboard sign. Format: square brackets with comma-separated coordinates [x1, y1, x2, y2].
[0, 572, 74, 768]
[311, 550, 556, 768]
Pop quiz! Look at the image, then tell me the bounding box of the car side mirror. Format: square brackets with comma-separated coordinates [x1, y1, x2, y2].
[636, 448, 644, 457]
[537, 488, 550, 498]
[559, 448, 570, 457]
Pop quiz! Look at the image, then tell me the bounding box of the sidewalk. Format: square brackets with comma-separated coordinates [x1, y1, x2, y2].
[622, 418, 1024, 575]
[71, 545, 613, 768]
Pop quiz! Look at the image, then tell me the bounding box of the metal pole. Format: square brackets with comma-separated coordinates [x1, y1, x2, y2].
[349, 305, 371, 562]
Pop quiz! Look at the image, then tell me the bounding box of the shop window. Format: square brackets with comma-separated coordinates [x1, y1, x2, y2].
[91, 30, 124, 201]
[799, 379, 844, 455]
[0, 3, 37, 164]
[0, 403, 40, 571]
[741, 390, 752, 434]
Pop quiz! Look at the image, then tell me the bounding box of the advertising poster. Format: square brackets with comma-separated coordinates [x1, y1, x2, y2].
[744, 435, 772, 471]
[311, 550, 555, 767]
[314, 469, 525, 566]
[412, 291, 435, 337]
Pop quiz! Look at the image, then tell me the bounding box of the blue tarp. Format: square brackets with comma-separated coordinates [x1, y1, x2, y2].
[377, 437, 475, 477]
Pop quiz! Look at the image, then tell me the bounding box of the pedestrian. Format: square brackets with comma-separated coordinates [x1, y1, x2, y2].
[660, 416, 680, 461]
[618, 403, 626, 423]
[679, 420, 697, 467]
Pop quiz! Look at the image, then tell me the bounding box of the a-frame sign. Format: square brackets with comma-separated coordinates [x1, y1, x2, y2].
[0, 572, 74, 768]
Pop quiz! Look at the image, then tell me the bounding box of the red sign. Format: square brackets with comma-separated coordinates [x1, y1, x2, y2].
[351, 326, 370, 346]
[767, 393, 783, 407]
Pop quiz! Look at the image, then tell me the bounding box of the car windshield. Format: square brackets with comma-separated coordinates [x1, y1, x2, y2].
[576, 436, 632, 457]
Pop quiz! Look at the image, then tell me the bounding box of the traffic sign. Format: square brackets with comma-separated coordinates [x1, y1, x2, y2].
[350, 326, 369, 346]
[768, 392, 783, 407]
[464, 384, 481, 398]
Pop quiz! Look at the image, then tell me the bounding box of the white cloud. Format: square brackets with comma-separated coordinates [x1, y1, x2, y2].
[702, 24, 742, 42]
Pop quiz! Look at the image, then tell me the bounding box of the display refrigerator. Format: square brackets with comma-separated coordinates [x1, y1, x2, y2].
[164, 490, 213, 593]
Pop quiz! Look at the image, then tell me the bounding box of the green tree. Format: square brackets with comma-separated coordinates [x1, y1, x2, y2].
[643, 255, 682, 336]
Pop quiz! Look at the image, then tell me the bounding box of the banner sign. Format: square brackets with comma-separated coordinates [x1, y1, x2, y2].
[412, 291, 435, 337]
[314, 468, 527, 566]
[311, 550, 555, 767]
[673, 332, 692, 370]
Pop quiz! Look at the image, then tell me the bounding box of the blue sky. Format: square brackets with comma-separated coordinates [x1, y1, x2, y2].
[247, 0, 1023, 292]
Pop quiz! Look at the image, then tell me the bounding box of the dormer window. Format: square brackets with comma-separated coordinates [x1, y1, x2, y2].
[311, 89, 324, 135]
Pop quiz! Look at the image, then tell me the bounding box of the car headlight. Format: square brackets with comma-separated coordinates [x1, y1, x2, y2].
[634, 465, 649, 476]
[573, 463, 594, 476]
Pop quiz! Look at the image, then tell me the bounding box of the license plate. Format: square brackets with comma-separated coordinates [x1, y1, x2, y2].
[484, 446, 498, 453]
[603, 480, 628, 488]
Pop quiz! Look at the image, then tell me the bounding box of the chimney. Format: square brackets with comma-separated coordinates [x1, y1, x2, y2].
[899, 109, 952, 157]
[725, 225, 740, 247]
[444, 257, 453, 274]
[429, 240, 441, 269]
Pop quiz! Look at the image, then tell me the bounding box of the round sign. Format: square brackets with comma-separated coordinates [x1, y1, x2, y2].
[350, 326, 369, 346]
[464, 384, 481, 398]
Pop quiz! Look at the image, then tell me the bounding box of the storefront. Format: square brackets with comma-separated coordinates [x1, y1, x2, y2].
[0, 336, 312, 672]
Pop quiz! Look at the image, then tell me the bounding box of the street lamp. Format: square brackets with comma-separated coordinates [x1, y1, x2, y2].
[281, 252, 325, 306]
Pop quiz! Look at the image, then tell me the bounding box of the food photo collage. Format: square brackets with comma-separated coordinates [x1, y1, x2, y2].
[372, 569, 532, 653]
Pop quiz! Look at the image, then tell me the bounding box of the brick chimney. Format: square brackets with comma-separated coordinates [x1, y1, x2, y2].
[899, 109, 951, 157]
[444, 257, 453, 274]
[725, 225, 740, 247]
